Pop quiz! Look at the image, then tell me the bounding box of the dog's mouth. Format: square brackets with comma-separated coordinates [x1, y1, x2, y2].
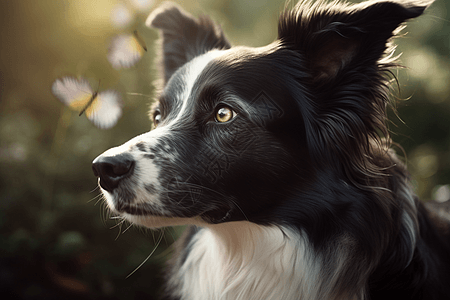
[93, 153, 236, 223]
[102, 187, 208, 219]
[115, 201, 163, 216]
[99, 184, 168, 217]
[102, 186, 235, 225]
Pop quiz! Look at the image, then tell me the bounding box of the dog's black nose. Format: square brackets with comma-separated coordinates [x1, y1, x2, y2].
[92, 154, 134, 192]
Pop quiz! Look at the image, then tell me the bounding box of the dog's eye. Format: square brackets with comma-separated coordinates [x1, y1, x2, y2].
[153, 111, 161, 127]
[215, 106, 235, 123]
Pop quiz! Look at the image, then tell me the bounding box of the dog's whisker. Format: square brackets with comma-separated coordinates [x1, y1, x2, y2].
[162, 228, 172, 244]
[100, 201, 108, 225]
[126, 230, 164, 279]
[158, 182, 229, 200]
[88, 185, 100, 194]
[122, 223, 134, 234]
[94, 196, 104, 206]
[126, 92, 152, 98]
[228, 198, 249, 222]
[110, 218, 126, 230]
[88, 193, 103, 204]
[114, 220, 126, 240]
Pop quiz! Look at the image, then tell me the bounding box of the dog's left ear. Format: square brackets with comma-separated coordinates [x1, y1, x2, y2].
[277, 0, 432, 187]
[146, 2, 231, 85]
[278, 0, 431, 82]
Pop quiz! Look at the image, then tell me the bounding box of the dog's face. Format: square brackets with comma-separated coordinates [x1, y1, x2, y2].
[93, 45, 308, 227]
[93, 1, 428, 229]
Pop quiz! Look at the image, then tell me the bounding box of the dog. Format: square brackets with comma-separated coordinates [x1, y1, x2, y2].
[92, 0, 450, 299]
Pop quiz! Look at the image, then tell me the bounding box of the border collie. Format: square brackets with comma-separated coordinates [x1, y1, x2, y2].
[92, 0, 450, 299]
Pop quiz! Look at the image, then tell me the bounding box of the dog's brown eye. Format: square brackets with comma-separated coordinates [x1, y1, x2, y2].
[153, 112, 161, 127]
[215, 106, 235, 123]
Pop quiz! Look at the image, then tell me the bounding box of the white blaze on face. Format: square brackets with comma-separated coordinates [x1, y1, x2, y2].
[165, 49, 228, 128]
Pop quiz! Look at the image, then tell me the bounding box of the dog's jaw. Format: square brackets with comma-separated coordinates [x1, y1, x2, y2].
[122, 214, 206, 229]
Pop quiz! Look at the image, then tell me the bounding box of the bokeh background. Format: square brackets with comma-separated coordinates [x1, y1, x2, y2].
[0, 0, 449, 299]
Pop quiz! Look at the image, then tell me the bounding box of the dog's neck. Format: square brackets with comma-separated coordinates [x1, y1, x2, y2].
[171, 221, 352, 300]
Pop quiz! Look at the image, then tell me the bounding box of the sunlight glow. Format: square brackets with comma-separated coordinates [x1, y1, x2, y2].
[130, 0, 154, 11]
[433, 185, 450, 203]
[111, 3, 133, 28]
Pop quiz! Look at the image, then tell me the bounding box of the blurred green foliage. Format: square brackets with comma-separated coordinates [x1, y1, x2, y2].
[0, 0, 449, 299]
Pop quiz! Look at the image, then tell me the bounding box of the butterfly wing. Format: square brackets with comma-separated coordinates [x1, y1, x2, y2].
[132, 30, 147, 51]
[107, 33, 146, 69]
[52, 77, 94, 111]
[85, 90, 122, 129]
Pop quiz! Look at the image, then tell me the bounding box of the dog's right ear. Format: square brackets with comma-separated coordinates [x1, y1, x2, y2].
[146, 2, 231, 85]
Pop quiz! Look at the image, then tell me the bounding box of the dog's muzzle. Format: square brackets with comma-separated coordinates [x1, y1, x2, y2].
[92, 154, 134, 192]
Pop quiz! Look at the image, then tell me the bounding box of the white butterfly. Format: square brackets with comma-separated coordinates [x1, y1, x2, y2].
[108, 30, 147, 69]
[52, 76, 122, 129]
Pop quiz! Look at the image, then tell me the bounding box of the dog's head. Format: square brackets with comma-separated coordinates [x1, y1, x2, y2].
[92, 0, 428, 229]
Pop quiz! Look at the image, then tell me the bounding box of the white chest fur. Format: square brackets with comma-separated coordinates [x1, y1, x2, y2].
[171, 222, 321, 300]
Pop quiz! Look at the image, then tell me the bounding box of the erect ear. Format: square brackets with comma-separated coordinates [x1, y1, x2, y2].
[278, 0, 431, 83]
[146, 2, 231, 85]
[277, 1, 431, 185]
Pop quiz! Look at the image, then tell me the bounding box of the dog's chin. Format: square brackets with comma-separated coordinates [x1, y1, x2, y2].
[102, 190, 206, 228]
[122, 214, 205, 229]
